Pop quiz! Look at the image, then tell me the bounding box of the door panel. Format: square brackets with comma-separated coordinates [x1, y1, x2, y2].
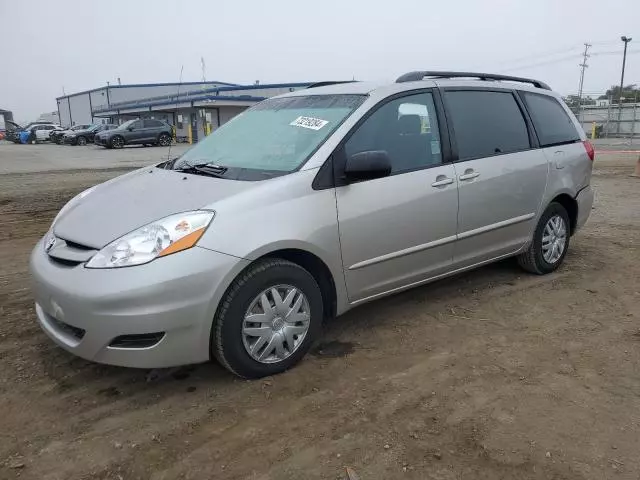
[443, 89, 549, 267]
[335, 90, 458, 303]
[337, 166, 458, 302]
[453, 151, 548, 267]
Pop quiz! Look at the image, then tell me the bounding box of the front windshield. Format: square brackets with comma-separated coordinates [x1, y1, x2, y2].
[173, 94, 365, 177]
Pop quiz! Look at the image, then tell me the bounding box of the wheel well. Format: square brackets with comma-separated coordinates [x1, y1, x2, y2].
[551, 194, 578, 234]
[259, 249, 337, 319]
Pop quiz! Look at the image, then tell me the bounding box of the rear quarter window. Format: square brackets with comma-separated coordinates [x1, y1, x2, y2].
[522, 92, 580, 147]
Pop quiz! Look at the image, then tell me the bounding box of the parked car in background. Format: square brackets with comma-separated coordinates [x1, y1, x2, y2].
[51, 124, 92, 144]
[64, 124, 118, 145]
[4, 120, 24, 143]
[31, 124, 64, 142]
[30, 72, 594, 378]
[94, 119, 173, 148]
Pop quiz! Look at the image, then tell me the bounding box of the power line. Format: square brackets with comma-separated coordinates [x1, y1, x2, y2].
[493, 45, 582, 67]
[498, 54, 582, 73]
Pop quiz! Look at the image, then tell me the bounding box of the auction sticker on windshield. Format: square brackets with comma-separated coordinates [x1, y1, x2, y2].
[289, 116, 329, 130]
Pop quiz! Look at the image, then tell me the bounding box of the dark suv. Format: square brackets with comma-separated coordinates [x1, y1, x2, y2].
[94, 119, 173, 149]
[64, 124, 118, 145]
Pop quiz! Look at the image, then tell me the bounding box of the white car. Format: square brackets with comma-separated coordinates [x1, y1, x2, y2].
[30, 124, 64, 142]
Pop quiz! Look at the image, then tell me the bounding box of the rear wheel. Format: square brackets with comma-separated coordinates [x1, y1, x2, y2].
[77, 136, 87, 146]
[517, 202, 570, 274]
[212, 258, 323, 378]
[110, 135, 124, 149]
[158, 133, 171, 146]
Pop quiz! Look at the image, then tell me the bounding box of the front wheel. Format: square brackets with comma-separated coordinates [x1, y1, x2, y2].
[212, 259, 323, 378]
[518, 202, 570, 274]
[110, 135, 124, 149]
[157, 133, 171, 146]
[77, 136, 87, 146]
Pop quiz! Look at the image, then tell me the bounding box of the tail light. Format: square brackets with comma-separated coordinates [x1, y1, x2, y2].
[583, 140, 595, 161]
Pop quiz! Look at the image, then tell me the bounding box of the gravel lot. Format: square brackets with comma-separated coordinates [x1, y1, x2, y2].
[0, 143, 639, 480]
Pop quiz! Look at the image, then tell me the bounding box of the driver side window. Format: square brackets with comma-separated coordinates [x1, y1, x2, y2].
[344, 92, 442, 174]
[130, 120, 143, 130]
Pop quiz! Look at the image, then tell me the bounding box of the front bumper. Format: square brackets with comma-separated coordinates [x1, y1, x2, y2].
[63, 136, 77, 145]
[95, 136, 107, 146]
[575, 185, 594, 232]
[30, 241, 249, 368]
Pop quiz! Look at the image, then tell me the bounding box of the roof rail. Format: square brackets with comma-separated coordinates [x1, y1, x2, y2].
[307, 81, 357, 89]
[395, 71, 551, 90]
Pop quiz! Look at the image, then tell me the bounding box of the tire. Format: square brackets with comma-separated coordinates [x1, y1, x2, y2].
[517, 202, 570, 275]
[110, 135, 124, 149]
[157, 133, 171, 147]
[77, 136, 87, 146]
[55, 136, 63, 145]
[212, 258, 323, 378]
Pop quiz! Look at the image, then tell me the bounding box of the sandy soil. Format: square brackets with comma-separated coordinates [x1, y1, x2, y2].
[0, 153, 639, 480]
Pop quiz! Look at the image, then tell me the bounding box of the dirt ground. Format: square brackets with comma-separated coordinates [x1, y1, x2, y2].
[0, 152, 639, 480]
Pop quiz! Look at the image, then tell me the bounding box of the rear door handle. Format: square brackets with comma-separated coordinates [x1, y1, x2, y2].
[459, 171, 480, 181]
[431, 176, 454, 187]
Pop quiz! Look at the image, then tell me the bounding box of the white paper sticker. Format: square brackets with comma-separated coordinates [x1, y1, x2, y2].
[290, 116, 329, 130]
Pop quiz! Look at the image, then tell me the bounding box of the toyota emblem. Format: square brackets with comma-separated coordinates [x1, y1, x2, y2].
[45, 234, 56, 253]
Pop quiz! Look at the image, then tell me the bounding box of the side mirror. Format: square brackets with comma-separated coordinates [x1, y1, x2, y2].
[344, 150, 392, 182]
[127, 127, 134, 131]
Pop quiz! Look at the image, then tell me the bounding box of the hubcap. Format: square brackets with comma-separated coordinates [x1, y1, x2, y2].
[542, 215, 567, 264]
[160, 135, 170, 146]
[242, 285, 311, 364]
[113, 137, 123, 148]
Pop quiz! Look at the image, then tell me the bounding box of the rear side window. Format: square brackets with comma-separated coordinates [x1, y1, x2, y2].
[445, 90, 530, 161]
[522, 92, 580, 147]
[144, 119, 163, 128]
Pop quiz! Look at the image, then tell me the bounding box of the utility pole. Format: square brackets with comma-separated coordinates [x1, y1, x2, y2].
[577, 42, 591, 123]
[618, 36, 632, 135]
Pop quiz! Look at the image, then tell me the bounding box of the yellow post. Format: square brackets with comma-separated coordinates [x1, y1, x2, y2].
[591, 122, 596, 140]
[187, 124, 193, 144]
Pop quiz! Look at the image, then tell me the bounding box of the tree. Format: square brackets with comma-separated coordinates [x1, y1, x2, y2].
[598, 84, 640, 102]
[563, 95, 596, 109]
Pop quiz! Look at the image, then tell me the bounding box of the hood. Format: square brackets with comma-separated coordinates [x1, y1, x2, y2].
[54, 167, 254, 248]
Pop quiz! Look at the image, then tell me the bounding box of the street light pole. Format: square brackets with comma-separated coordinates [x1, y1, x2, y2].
[618, 36, 632, 135]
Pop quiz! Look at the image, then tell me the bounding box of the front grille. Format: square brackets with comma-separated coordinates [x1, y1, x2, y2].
[50, 316, 86, 340]
[48, 256, 82, 267]
[63, 239, 94, 251]
[109, 332, 165, 349]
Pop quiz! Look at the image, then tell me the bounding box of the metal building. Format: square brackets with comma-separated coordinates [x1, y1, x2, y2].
[55, 80, 314, 142]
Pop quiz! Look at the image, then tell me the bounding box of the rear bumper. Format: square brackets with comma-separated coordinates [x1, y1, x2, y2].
[575, 185, 594, 232]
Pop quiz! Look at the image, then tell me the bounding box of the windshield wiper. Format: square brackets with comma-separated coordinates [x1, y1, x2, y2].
[176, 161, 228, 178]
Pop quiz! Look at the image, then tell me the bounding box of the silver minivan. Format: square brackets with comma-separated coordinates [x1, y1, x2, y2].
[30, 72, 594, 378]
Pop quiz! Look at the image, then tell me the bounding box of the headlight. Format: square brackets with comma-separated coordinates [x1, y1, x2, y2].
[51, 186, 96, 227]
[85, 211, 214, 269]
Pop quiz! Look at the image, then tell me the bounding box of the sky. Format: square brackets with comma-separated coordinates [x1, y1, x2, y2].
[2, 0, 639, 122]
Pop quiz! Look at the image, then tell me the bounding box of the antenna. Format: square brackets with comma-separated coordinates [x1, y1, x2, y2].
[166, 65, 184, 162]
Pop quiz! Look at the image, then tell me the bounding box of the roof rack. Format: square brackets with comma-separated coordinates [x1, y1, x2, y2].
[395, 71, 551, 90]
[307, 81, 357, 89]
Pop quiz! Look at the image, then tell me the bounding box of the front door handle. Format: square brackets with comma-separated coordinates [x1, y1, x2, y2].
[431, 176, 454, 187]
[459, 170, 480, 181]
